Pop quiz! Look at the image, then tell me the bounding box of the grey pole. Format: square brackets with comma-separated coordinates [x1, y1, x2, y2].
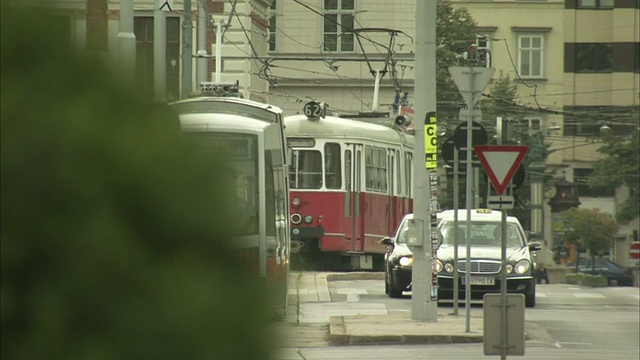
[500, 208, 508, 360]
[497, 121, 508, 360]
[215, 20, 224, 83]
[154, 7, 167, 101]
[411, 0, 437, 322]
[197, 0, 208, 85]
[181, 0, 193, 98]
[117, 0, 136, 78]
[464, 59, 474, 333]
[453, 150, 459, 314]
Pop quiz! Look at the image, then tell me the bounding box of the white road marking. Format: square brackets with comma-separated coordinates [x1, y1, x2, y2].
[573, 293, 606, 299]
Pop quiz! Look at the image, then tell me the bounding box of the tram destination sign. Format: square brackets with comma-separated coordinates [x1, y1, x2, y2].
[191, 134, 254, 160]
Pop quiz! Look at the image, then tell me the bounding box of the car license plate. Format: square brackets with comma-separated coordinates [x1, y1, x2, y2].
[461, 276, 495, 286]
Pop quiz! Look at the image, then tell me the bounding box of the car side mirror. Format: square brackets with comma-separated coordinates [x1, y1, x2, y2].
[528, 241, 543, 252]
[379, 237, 394, 246]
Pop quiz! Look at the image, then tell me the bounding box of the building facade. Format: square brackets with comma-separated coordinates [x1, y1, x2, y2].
[21, 0, 640, 267]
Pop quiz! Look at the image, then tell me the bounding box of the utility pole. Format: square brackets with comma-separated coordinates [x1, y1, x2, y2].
[411, 0, 437, 323]
[197, 0, 208, 85]
[117, 0, 136, 78]
[154, 0, 167, 101]
[181, 0, 193, 98]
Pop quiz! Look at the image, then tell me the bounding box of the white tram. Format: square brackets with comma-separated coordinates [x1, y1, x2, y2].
[284, 111, 414, 270]
[170, 96, 290, 313]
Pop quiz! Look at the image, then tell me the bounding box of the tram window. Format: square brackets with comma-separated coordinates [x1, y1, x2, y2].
[324, 143, 342, 189]
[289, 150, 322, 189]
[265, 151, 277, 237]
[405, 152, 413, 198]
[380, 148, 387, 192]
[365, 146, 373, 190]
[186, 132, 259, 236]
[366, 146, 390, 193]
[344, 150, 352, 217]
[372, 147, 380, 191]
[396, 149, 401, 195]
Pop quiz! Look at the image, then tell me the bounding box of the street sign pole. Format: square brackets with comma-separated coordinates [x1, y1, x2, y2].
[453, 149, 460, 314]
[475, 144, 528, 359]
[449, 64, 494, 332]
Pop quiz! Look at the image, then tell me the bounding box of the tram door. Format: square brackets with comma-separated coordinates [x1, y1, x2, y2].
[387, 150, 396, 236]
[344, 144, 363, 252]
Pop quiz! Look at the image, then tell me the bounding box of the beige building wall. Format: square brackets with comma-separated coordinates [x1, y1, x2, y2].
[269, 0, 416, 115]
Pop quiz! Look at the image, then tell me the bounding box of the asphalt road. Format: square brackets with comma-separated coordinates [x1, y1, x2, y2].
[273, 271, 640, 360]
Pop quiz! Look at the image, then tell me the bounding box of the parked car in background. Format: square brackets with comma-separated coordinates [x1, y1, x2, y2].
[567, 257, 634, 286]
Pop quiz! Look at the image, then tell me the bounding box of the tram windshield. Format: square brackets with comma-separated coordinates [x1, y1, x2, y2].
[186, 132, 259, 236]
[289, 143, 342, 190]
[289, 150, 322, 189]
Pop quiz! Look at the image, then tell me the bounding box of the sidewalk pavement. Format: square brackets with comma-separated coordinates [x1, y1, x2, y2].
[293, 271, 553, 346]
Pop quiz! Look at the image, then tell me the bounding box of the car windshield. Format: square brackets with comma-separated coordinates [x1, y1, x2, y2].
[396, 220, 417, 244]
[438, 221, 525, 248]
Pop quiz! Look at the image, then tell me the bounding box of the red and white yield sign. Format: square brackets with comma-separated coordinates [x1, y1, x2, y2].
[474, 145, 529, 195]
[631, 242, 640, 260]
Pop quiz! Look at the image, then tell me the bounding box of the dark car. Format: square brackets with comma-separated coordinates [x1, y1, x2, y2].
[568, 257, 634, 286]
[379, 215, 416, 298]
[380, 210, 543, 307]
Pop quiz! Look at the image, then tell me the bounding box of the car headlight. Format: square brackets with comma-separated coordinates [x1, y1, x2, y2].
[434, 259, 443, 273]
[399, 256, 413, 267]
[514, 259, 530, 274]
[505, 264, 514, 274]
[444, 262, 454, 273]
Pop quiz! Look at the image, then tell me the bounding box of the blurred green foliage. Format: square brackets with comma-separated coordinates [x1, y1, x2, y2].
[1, 6, 274, 360]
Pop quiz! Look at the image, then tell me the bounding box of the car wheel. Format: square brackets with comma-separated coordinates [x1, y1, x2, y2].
[525, 291, 536, 307]
[388, 275, 403, 298]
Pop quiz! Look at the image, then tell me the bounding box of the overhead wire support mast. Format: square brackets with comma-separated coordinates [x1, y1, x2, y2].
[350, 28, 413, 112]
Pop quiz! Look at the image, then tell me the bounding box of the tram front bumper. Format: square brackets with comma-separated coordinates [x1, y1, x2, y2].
[290, 226, 324, 240]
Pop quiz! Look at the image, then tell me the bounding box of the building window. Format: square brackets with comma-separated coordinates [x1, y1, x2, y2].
[517, 34, 544, 78]
[518, 118, 541, 132]
[578, 0, 613, 9]
[574, 168, 615, 197]
[268, 0, 277, 52]
[476, 35, 492, 67]
[575, 43, 613, 73]
[134, 17, 181, 100]
[323, 0, 355, 52]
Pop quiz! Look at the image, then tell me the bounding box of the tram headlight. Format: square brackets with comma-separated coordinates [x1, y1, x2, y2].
[291, 213, 302, 224]
[304, 215, 313, 224]
[292, 196, 301, 208]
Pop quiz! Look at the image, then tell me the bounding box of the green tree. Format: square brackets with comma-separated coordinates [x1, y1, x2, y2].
[2, 6, 274, 360]
[587, 122, 639, 224]
[479, 71, 522, 134]
[435, 0, 478, 123]
[558, 208, 618, 271]
[479, 72, 550, 229]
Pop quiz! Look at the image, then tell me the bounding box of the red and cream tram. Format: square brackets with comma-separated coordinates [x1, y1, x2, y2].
[170, 96, 290, 314]
[284, 109, 414, 270]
